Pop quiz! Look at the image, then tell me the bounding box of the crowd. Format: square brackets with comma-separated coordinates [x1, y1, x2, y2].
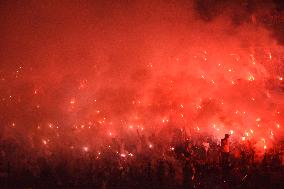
[0, 132, 284, 189]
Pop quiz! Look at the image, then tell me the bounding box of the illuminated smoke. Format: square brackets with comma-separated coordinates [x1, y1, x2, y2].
[0, 0, 284, 153]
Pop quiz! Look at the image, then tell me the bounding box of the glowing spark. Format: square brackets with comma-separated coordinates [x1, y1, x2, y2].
[247, 73, 255, 81]
[230, 130, 234, 135]
[83, 147, 88, 152]
[162, 118, 169, 123]
[149, 144, 153, 148]
[196, 105, 202, 110]
[70, 98, 76, 104]
[268, 52, 272, 60]
[242, 175, 248, 181]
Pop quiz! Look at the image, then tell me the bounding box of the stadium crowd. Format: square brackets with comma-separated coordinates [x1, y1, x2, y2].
[0, 132, 284, 189]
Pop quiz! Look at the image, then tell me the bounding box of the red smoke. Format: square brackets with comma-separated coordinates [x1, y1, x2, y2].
[0, 0, 284, 155]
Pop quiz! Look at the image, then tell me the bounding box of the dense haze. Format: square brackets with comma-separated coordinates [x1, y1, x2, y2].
[1, 0, 284, 154]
